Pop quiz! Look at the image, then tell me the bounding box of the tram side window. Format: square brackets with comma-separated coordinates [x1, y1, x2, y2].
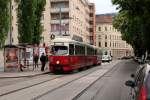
[82, 46, 85, 55]
[69, 44, 74, 55]
[75, 45, 80, 55]
[95, 49, 97, 55]
[75, 45, 85, 55]
[87, 47, 94, 55]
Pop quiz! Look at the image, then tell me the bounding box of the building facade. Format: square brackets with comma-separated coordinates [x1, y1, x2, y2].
[96, 14, 133, 58]
[89, 3, 96, 45]
[6, 0, 18, 45]
[50, 0, 96, 45]
[7, 0, 96, 46]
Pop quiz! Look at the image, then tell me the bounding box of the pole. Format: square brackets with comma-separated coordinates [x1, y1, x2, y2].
[59, 7, 62, 35]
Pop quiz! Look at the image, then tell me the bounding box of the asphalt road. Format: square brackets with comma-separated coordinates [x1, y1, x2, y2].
[78, 60, 139, 100]
[0, 60, 119, 100]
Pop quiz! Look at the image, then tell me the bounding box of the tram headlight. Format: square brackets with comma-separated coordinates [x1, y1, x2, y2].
[56, 61, 60, 64]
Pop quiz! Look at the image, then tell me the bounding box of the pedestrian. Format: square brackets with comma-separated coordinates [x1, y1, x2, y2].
[33, 54, 39, 68]
[40, 53, 47, 71]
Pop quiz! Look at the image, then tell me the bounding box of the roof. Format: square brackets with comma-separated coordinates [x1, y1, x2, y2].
[51, 38, 91, 46]
[51, 38, 76, 43]
[96, 15, 113, 24]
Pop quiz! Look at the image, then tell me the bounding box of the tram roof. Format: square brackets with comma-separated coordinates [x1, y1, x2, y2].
[51, 38, 75, 43]
[51, 38, 100, 49]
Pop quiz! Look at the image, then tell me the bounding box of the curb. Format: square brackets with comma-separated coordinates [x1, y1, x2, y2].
[0, 71, 49, 79]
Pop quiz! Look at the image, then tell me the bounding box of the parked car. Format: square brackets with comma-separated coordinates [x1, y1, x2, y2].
[121, 56, 131, 59]
[102, 54, 112, 62]
[133, 56, 143, 64]
[125, 64, 150, 100]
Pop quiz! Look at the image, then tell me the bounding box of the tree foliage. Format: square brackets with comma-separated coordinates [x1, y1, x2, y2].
[17, 0, 36, 44]
[112, 0, 150, 56]
[17, 0, 46, 45]
[0, 0, 10, 46]
[33, 0, 46, 45]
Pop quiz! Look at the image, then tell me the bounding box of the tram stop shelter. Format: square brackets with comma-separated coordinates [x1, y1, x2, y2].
[4, 45, 26, 72]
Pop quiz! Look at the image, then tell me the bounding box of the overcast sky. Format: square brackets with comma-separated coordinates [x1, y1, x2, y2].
[89, 0, 118, 14]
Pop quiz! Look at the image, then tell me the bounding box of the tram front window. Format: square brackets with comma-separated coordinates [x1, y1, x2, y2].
[51, 46, 68, 55]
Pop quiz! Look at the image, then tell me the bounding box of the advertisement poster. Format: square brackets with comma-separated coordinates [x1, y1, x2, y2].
[34, 47, 39, 56]
[0, 51, 4, 72]
[39, 48, 45, 57]
[5, 48, 18, 71]
[26, 48, 33, 63]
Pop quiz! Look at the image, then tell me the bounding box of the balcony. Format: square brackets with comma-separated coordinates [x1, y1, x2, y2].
[51, 31, 70, 36]
[51, 8, 69, 13]
[51, 19, 69, 24]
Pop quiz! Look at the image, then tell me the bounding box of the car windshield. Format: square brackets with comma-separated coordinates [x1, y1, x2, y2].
[51, 46, 68, 55]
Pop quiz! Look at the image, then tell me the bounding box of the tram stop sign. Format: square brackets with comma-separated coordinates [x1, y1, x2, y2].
[51, 34, 55, 40]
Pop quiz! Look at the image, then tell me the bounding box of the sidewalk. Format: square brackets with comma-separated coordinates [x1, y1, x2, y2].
[0, 65, 49, 78]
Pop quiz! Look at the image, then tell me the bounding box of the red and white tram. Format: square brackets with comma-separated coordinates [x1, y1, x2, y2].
[49, 38, 102, 73]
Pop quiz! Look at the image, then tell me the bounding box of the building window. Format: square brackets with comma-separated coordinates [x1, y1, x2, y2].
[105, 42, 107, 47]
[90, 28, 93, 32]
[105, 27, 107, 31]
[12, 5, 13, 10]
[51, 24, 60, 32]
[99, 42, 101, 47]
[99, 35, 101, 39]
[41, 36, 44, 43]
[41, 14, 44, 20]
[105, 35, 107, 39]
[12, 27, 13, 31]
[99, 27, 101, 31]
[110, 42, 111, 47]
[12, 38, 14, 43]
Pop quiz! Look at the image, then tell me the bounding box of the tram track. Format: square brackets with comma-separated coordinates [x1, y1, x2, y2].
[0, 74, 64, 97]
[0, 73, 52, 87]
[0, 61, 119, 100]
[32, 67, 103, 100]
[72, 61, 121, 100]
[36, 61, 120, 100]
[0, 66, 104, 99]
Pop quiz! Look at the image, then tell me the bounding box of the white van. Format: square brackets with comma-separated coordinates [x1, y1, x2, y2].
[102, 54, 112, 62]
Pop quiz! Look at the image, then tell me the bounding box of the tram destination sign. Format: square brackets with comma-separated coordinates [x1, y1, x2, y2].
[54, 42, 64, 45]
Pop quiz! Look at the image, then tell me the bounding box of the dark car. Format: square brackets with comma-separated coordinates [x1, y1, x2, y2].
[133, 56, 145, 64]
[125, 64, 150, 100]
[121, 56, 131, 59]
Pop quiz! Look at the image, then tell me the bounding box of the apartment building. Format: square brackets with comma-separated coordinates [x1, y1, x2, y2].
[96, 14, 133, 58]
[7, 0, 96, 46]
[50, 0, 96, 44]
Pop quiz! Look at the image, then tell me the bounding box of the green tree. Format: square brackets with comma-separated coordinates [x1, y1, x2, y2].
[17, 0, 36, 44]
[0, 0, 10, 46]
[112, 0, 150, 56]
[17, 0, 46, 45]
[32, 0, 46, 45]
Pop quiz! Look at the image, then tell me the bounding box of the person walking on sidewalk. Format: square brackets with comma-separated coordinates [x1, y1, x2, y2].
[33, 54, 39, 68]
[40, 53, 47, 71]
